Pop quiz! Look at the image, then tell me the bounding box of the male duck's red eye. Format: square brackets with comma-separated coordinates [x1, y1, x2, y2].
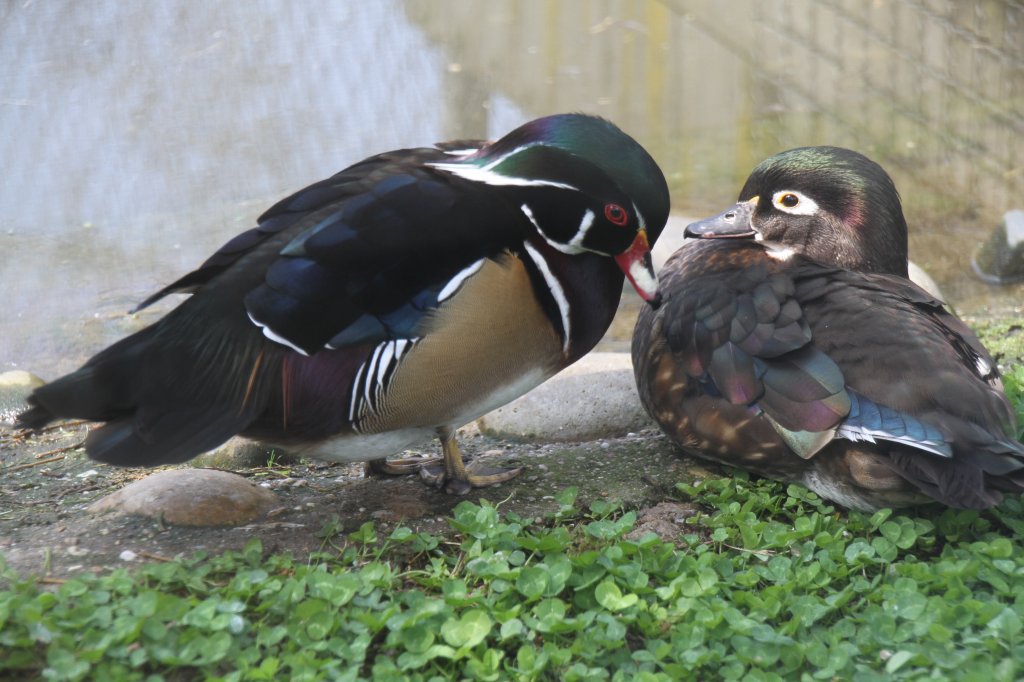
[604, 203, 629, 226]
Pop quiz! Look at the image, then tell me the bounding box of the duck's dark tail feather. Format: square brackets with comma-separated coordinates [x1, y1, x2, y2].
[16, 326, 161, 431]
[15, 319, 273, 467]
[82, 407, 257, 466]
[887, 431, 1024, 509]
[16, 402, 58, 431]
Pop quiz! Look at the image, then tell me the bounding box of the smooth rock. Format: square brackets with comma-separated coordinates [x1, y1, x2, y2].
[88, 469, 279, 527]
[192, 437, 302, 469]
[477, 352, 652, 441]
[972, 209, 1024, 284]
[0, 370, 45, 426]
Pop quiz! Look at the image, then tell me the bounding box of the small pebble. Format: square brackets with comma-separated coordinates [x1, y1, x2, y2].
[119, 550, 137, 562]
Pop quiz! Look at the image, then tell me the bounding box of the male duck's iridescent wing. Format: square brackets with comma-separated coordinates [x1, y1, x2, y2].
[21, 144, 537, 466]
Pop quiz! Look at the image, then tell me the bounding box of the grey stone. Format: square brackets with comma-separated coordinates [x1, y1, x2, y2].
[192, 437, 302, 469]
[477, 352, 653, 441]
[87, 469, 279, 527]
[973, 209, 1024, 284]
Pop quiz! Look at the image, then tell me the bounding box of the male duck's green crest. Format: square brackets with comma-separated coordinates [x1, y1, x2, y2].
[429, 114, 668, 303]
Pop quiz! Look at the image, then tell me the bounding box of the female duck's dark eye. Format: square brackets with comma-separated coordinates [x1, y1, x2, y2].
[780, 193, 799, 208]
[604, 203, 629, 226]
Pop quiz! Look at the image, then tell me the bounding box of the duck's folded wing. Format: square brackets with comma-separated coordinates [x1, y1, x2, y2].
[137, 144, 526, 356]
[133, 147, 468, 310]
[659, 254, 850, 455]
[793, 267, 1024, 503]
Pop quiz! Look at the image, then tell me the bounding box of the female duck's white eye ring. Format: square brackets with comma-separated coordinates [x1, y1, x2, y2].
[772, 190, 819, 216]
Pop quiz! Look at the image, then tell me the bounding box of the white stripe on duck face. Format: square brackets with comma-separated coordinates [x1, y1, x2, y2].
[349, 337, 419, 425]
[519, 204, 593, 256]
[522, 240, 571, 355]
[427, 143, 578, 190]
[567, 209, 596, 251]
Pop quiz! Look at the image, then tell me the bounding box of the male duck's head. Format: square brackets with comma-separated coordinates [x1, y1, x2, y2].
[686, 146, 909, 276]
[431, 113, 670, 304]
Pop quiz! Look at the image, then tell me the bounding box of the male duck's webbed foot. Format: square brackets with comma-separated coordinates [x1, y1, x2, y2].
[419, 429, 523, 495]
[365, 454, 442, 477]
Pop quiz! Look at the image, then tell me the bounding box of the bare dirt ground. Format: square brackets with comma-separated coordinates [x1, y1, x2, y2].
[0, 421, 708, 580]
[2, 317, 1018, 582]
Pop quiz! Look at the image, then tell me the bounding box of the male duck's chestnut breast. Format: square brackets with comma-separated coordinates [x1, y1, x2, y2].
[363, 253, 564, 432]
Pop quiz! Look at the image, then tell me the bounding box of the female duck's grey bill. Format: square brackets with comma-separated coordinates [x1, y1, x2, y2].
[684, 199, 757, 239]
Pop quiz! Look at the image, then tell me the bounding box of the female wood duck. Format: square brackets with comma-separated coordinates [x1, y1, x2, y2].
[633, 146, 1024, 510]
[19, 113, 669, 494]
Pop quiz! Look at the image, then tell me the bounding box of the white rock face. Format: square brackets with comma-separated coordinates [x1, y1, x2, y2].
[906, 261, 945, 301]
[1005, 209, 1024, 248]
[651, 214, 698, 270]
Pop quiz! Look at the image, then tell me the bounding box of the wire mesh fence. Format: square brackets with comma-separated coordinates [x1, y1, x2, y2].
[2, 1, 1021, 373]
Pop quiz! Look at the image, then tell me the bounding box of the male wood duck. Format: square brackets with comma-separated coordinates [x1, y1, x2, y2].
[19, 113, 669, 494]
[633, 146, 1024, 510]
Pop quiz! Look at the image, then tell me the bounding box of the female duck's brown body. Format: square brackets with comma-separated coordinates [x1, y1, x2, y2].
[634, 147, 1024, 510]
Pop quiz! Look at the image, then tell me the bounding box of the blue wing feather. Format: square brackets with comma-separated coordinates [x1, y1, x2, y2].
[837, 391, 952, 458]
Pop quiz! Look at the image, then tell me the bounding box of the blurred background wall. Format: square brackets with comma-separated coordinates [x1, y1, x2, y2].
[2, 1, 1021, 374]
